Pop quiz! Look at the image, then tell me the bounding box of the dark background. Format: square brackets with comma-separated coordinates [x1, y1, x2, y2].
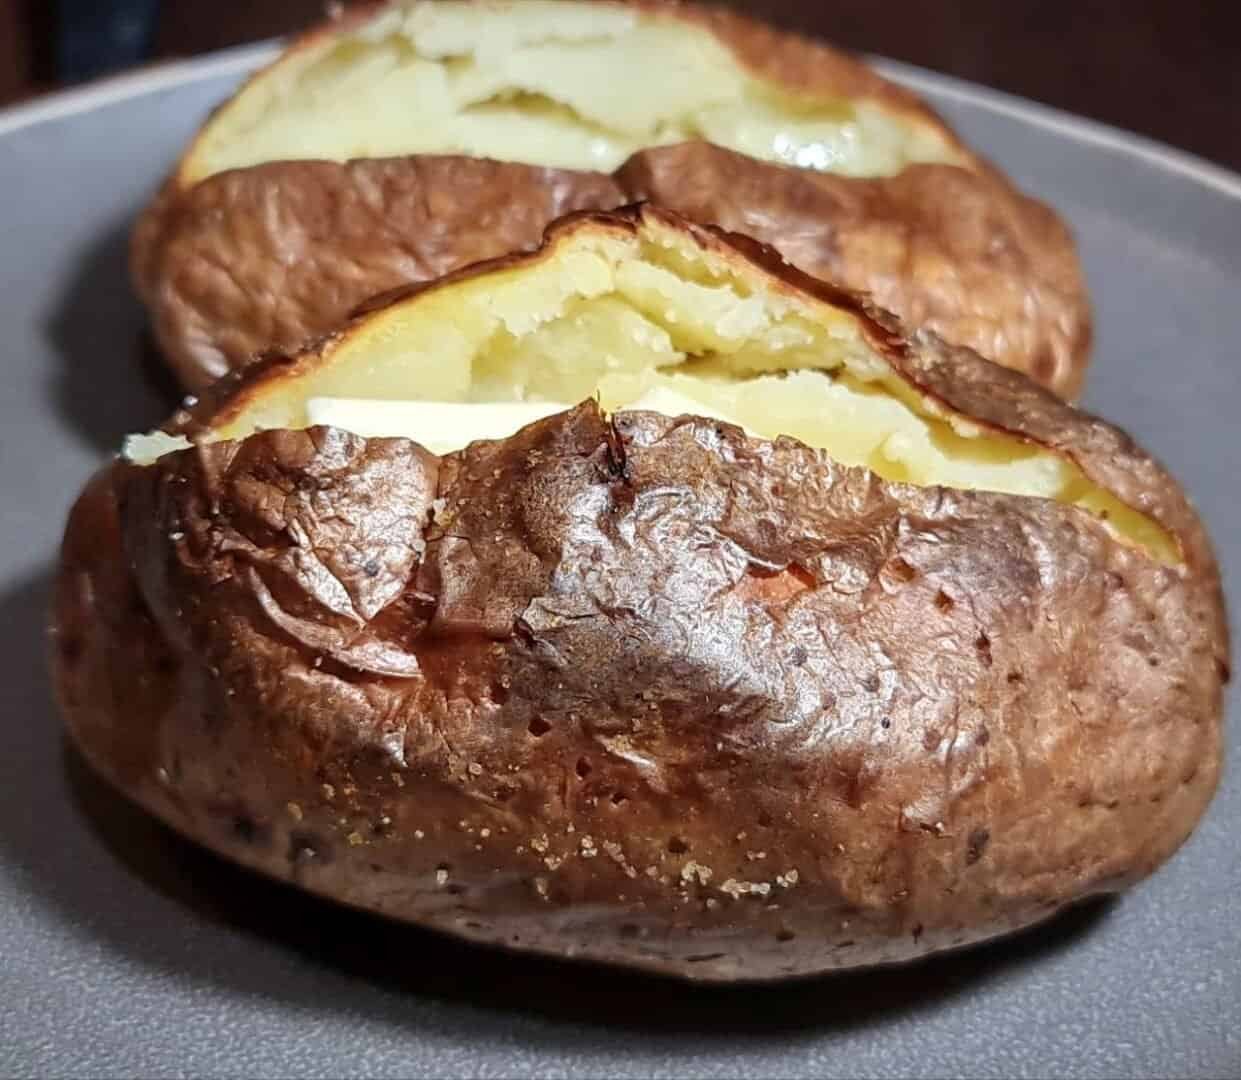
[2, 0, 1239, 171]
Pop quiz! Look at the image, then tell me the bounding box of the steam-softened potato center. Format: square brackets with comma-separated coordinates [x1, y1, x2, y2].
[187, 0, 961, 181]
[153, 218, 1176, 564]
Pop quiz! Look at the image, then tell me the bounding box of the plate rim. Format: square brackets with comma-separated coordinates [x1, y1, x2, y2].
[0, 36, 1238, 203]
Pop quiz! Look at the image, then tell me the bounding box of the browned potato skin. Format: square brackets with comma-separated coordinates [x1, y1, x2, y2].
[56, 215, 1223, 982]
[132, 0, 1090, 397]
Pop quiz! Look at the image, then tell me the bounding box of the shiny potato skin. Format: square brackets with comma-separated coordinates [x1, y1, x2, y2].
[52, 382, 1226, 980]
[132, 1, 1090, 397]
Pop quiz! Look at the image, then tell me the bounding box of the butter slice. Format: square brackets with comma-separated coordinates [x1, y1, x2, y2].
[305, 397, 572, 455]
[304, 388, 752, 454]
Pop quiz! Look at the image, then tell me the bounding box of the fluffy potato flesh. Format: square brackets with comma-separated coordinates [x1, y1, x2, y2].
[133, 214, 1174, 565]
[185, 0, 961, 181]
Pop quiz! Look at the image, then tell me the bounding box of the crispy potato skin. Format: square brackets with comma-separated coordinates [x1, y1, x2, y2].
[132, 1, 1090, 397]
[60, 208, 1225, 981]
[53, 385, 1226, 981]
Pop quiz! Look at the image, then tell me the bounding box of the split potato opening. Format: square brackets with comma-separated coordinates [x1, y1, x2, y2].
[185, 0, 961, 183]
[127, 209, 1175, 565]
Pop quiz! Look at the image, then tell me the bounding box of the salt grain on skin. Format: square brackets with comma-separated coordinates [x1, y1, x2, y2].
[680, 861, 713, 886]
[719, 878, 772, 900]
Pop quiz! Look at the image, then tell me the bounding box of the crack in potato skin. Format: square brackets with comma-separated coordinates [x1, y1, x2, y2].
[134, 156, 626, 388]
[132, 1, 1089, 398]
[620, 144, 1090, 398]
[154, 203, 1174, 565]
[52, 400, 1226, 981]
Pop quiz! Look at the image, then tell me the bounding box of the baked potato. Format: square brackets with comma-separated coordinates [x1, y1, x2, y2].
[133, 0, 1090, 398]
[56, 206, 1224, 981]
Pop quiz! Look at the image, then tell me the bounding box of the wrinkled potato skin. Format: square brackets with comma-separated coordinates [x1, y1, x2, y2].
[132, 1, 1090, 397]
[52, 405, 1226, 982]
[53, 215, 1225, 979]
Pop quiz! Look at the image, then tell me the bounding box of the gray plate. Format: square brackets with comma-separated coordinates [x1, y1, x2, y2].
[0, 44, 1237, 1080]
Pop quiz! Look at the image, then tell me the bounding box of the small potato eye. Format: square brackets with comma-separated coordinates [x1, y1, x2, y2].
[887, 557, 917, 583]
[666, 836, 689, 854]
[975, 632, 993, 666]
[528, 717, 551, 737]
[610, 791, 629, 806]
[575, 758, 592, 779]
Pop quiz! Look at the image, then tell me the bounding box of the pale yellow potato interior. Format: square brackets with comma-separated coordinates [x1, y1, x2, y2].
[185, 0, 961, 182]
[131, 217, 1176, 564]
